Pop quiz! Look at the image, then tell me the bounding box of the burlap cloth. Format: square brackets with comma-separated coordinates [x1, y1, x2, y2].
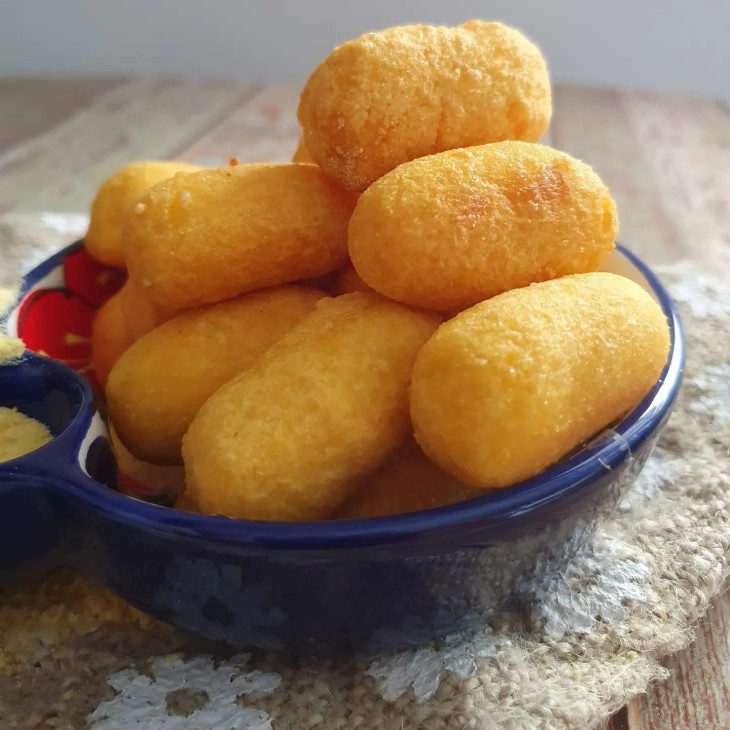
[0, 213, 728, 730]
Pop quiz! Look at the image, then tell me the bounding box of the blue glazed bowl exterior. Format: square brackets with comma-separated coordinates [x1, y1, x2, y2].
[0, 244, 684, 653]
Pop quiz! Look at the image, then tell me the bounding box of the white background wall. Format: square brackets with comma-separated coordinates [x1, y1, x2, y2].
[1, 0, 728, 100]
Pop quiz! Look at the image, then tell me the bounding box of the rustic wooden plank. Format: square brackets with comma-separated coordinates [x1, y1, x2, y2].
[176, 84, 302, 164]
[0, 78, 258, 214]
[551, 84, 689, 266]
[627, 592, 730, 729]
[606, 708, 631, 730]
[0, 77, 125, 156]
[621, 90, 730, 272]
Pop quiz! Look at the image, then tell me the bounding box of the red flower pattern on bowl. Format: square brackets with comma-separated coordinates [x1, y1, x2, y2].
[10, 243, 170, 499]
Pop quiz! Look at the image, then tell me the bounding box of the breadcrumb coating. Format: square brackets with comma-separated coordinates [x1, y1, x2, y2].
[336, 439, 475, 518]
[410, 273, 670, 488]
[86, 161, 201, 267]
[107, 286, 325, 464]
[183, 293, 440, 521]
[349, 142, 618, 312]
[123, 164, 356, 309]
[298, 21, 551, 190]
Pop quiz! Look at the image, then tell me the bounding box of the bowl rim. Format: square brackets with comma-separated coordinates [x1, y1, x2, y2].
[14, 243, 685, 550]
[0, 351, 92, 466]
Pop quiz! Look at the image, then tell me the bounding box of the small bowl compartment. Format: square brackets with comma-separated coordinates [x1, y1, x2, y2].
[0, 353, 112, 569]
[0, 353, 86, 441]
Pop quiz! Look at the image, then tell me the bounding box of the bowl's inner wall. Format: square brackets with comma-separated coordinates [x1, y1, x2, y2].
[0, 357, 85, 438]
[84, 436, 117, 490]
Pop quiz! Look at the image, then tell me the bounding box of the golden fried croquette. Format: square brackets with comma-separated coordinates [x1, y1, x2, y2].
[174, 493, 201, 513]
[182, 293, 441, 521]
[296, 272, 336, 292]
[333, 261, 374, 295]
[86, 161, 202, 266]
[107, 286, 325, 464]
[349, 142, 618, 312]
[298, 21, 551, 190]
[117, 278, 180, 341]
[410, 273, 670, 489]
[110, 424, 185, 499]
[336, 439, 475, 519]
[292, 135, 316, 164]
[123, 164, 356, 309]
[91, 289, 135, 388]
[91, 281, 179, 388]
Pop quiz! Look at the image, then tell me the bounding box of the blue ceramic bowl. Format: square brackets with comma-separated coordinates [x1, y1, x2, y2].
[0, 244, 684, 653]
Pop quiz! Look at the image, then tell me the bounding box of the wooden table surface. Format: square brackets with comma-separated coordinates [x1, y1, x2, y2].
[1, 77, 728, 730]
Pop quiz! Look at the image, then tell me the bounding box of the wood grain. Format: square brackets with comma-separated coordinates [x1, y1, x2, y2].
[551, 85, 686, 264]
[607, 709, 631, 730]
[0, 78, 256, 214]
[176, 85, 302, 164]
[0, 77, 728, 730]
[621, 90, 730, 274]
[627, 592, 730, 729]
[0, 77, 124, 155]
